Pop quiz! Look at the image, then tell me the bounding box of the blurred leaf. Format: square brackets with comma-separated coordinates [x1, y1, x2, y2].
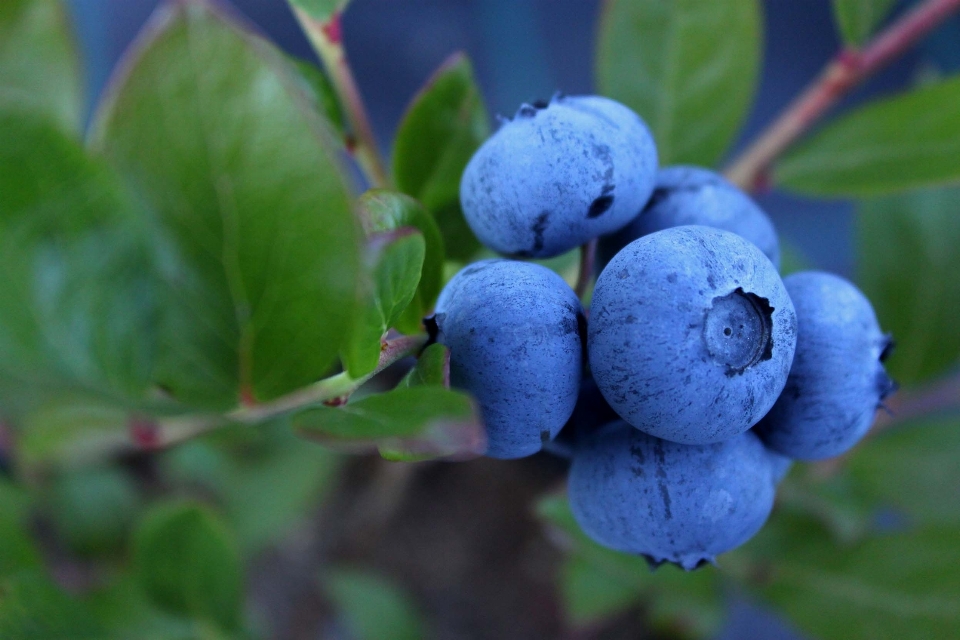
[596, 0, 762, 166]
[134, 501, 242, 631]
[849, 418, 960, 526]
[342, 229, 425, 377]
[392, 53, 489, 261]
[286, 0, 350, 23]
[325, 568, 423, 640]
[91, 1, 361, 409]
[776, 474, 874, 544]
[0, 0, 82, 133]
[18, 400, 129, 471]
[777, 242, 811, 277]
[833, 0, 897, 46]
[399, 343, 450, 388]
[0, 107, 160, 417]
[536, 494, 723, 637]
[46, 467, 141, 556]
[295, 385, 483, 461]
[358, 190, 445, 331]
[288, 56, 346, 134]
[857, 186, 960, 384]
[777, 77, 960, 196]
[0, 481, 41, 577]
[0, 570, 104, 640]
[732, 512, 960, 640]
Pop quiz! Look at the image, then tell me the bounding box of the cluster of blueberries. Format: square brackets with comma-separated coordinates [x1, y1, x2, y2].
[431, 94, 895, 569]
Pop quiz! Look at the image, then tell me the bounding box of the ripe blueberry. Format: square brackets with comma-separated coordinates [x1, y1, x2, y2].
[434, 259, 584, 459]
[569, 423, 776, 569]
[756, 271, 896, 460]
[589, 226, 797, 444]
[460, 94, 657, 258]
[598, 166, 780, 274]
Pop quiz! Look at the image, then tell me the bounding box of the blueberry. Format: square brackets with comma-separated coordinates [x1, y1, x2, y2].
[597, 166, 780, 273]
[569, 423, 776, 569]
[756, 271, 895, 460]
[589, 226, 797, 444]
[766, 446, 793, 484]
[434, 259, 584, 459]
[460, 94, 658, 258]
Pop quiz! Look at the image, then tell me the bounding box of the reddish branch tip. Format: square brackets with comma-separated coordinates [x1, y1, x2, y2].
[129, 417, 161, 450]
[323, 395, 349, 407]
[240, 384, 258, 408]
[321, 12, 343, 45]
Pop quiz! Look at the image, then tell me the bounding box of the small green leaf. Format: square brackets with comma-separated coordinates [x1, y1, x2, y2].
[295, 385, 484, 460]
[17, 399, 130, 471]
[288, 56, 346, 134]
[91, 1, 362, 408]
[849, 418, 960, 526]
[133, 501, 243, 631]
[833, 0, 897, 46]
[596, 0, 762, 166]
[342, 229, 425, 377]
[777, 77, 960, 196]
[358, 190, 445, 332]
[46, 467, 141, 556]
[0, 481, 42, 577]
[325, 568, 423, 640]
[0, 570, 104, 640]
[286, 0, 351, 23]
[0, 0, 82, 133]
[733, 513, 960, 640]
[399, 343, 450, 388]
[857, 186, 960, 384]
[536, 494, 724, 636]
[392, 53, 489, 261]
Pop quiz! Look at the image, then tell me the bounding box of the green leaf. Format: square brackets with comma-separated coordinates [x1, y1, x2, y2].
[0, 481, 42, 577]
[286, 0, 351, 23]
[849, 418, 960, 526]
[288, 56, 346, 134]
[399, 343, 450, 388]
[133, 501, 243, 631]
[17, 400, 131, 471]
[536, 494, 724, 636]
[0, 0, 82, 133]
[325, 568, 423, 640]
[295, 384, 484, 460]
[777, 77, 960, 196]
[0, 570, 105, 640]
[91, 1, 362, 409]
[358, 190, 445, 332]
[341, 229, 425, 377]
[733, 513, 960, 640]
[392, 53, 489, 261]
[0, 107, 160, 417]
[833, 0, 897, 46]
[857, 186, 960, 384]
[596, 0, 762, 166]
[46, 467, 141, 556]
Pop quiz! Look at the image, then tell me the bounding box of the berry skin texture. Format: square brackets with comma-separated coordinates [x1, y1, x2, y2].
[589, 226, 797, 444]
[434, 259, 585, 459]
[598, 165, 780, 273]
[459, 95, 658, 258]
[756, 271, 896, 461]
[569, 423, 776, 569]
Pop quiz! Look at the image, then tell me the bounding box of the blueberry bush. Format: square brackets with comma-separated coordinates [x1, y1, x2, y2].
[1, 0, 959, 638]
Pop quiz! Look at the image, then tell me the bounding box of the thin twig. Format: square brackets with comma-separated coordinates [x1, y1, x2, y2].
[870, 370, 960, 434]
[574, 239, 598, 300]
[291, 8, 391, 188]
[725, 0, 960, 192]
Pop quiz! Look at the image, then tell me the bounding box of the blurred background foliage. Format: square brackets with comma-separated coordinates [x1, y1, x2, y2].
[0, 0, 959, 638]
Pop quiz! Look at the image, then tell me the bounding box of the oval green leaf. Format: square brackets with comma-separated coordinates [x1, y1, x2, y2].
[90, 0, 362, 408]
[833, 0, 897, 46]
[596, 0, 762, 166]
[777, 77, 960, 196]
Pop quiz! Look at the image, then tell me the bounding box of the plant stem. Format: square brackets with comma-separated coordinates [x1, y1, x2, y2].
[725, 0, 960, 191]
[291, 8, 391, 188]
[871, 370, 960, 434]
[574, 239, 598, 300]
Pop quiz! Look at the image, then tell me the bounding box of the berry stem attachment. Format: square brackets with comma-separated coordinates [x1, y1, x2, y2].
[574, 239, 598, 301]
[724, 0, 960, 192]
[291, 8, 391, 189]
